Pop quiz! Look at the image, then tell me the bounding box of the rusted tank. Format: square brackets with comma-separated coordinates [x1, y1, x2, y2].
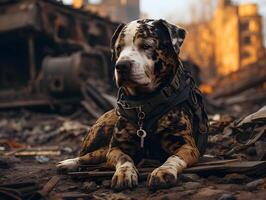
[0, 0, 119, 108]
[42, 51, 109, 96]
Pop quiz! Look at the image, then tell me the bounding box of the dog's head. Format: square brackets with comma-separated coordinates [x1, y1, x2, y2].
[111, 19, 186, 95]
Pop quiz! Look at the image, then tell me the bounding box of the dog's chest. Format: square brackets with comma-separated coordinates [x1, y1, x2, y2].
[113, 106, 192, 147]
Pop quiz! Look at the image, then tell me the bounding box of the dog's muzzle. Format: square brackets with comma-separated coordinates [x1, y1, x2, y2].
[116, 60, 131, 74]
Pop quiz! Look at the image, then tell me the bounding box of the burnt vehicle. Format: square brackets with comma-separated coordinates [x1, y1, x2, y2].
[0, 0, 119, 109]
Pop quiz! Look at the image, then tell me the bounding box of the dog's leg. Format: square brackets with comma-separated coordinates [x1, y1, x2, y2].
[147, 110, 200, 190]
[107, 147, 138, 191]
[57, 147, 108, 172]
[56, 109, 118, 172]
[147, 154, 193, 190]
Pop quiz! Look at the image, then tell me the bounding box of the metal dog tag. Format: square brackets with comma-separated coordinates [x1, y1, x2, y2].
[137, 128, 147, 148]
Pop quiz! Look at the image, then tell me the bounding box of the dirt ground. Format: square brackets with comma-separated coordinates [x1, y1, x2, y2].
[0, 106, 265, 200]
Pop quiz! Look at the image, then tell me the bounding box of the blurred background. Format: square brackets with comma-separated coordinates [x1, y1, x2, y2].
[70, 0, 266, 78]
[0, 0, 265, 114]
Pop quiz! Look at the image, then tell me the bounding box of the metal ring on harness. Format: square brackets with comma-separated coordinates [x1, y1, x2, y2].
[138, 111, 145, 119]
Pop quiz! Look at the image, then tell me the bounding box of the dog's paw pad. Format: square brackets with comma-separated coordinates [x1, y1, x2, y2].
[56, 158, 79, 172]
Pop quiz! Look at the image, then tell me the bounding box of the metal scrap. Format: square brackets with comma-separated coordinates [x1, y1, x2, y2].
[0, 0, 118, 109]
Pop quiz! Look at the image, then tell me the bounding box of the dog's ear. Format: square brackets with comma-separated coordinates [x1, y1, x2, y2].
[156, 19, 186, 55]
[111, 23, 125, 61]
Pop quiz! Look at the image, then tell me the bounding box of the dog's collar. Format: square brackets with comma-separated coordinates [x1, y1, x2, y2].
[116, 69, 192, 123]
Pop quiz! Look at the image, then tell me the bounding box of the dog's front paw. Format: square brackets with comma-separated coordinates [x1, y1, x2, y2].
[56, 158, 80, 172]
[111, 162, 138, 191]
[147, 166, 178, 190]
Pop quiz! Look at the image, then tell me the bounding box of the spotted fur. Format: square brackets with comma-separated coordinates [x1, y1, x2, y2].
[57, 19, 203, 191]
[112, 19, 186, 95]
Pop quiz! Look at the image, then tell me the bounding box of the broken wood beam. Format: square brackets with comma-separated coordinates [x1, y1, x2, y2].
[60, 192, 91, 199]
[223, 91, 266, 106]
[12, 150, 61, 157]
[184, 161, 266, 176]
[68, 161, 266, 180]
[79, 159, 240, 171]
[68, 171, 150, 181]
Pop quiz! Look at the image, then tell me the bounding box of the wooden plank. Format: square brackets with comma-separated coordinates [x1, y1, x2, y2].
[195, 159, 241, 166]
[69, 161, 266, 180]
[60, 192, 91, 199]
[184, 161, 266, 176]
[79, 159, 240, 171]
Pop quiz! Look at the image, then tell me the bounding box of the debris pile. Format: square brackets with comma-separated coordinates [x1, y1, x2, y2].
[0, 105, 265, 199]
[207, 62, 266, 116]
[0, 0, 118, 111]
[207, 106, 266, 161]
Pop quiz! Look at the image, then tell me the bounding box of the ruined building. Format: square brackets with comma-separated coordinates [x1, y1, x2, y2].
[73, 0, 140, 23]
[0, 0, 119, 109]
[182, 0, 265, 78]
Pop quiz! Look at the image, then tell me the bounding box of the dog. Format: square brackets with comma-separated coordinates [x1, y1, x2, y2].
[57, 19, 208, 191]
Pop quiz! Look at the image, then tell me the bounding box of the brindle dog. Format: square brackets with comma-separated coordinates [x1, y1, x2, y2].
[57, 19, 208, 191]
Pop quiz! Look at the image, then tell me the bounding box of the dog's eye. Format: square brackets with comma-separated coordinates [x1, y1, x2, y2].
[140, 43, 152, 50]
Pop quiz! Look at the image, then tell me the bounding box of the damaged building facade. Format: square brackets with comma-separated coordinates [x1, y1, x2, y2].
[0, 0, 119, 110]
[73, 0, 140, 23]
[182, 0, 265, 78]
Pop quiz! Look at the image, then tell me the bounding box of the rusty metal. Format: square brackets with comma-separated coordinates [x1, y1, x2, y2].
[0, 0, 119, 109]
[42, 51, 109, 95]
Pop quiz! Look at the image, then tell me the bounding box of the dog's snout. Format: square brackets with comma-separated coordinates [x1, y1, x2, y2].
[115, 60, 131, 73]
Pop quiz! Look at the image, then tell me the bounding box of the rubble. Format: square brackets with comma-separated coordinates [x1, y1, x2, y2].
[180, 173, 200, 182]
[206, 62, 266, 116]
[82, 181, 98, 193]
[211, 62, 266, 99]
[29, 176, 60, 199]
[183, 182, 201, 190]
[0, 99, 265, 199]
[245, 179, 265, 190]
[0, 0, 118, 112]
[0, 181, 40, 200]
[217, 193, 236, 200]
[0, 1, 265, 199]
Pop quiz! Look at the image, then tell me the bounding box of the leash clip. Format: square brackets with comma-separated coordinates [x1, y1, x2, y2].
[136, 106, 147, 148]
[137, 128, 147, 148]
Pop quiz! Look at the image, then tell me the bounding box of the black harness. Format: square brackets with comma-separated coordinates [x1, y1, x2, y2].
[116, 67, 208, 156]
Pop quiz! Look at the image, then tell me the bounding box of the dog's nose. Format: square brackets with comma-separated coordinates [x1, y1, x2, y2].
[115, 60, 131, 73]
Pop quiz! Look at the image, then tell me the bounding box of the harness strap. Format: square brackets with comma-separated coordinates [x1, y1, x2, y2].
[117, 73, 189, 115]
[116, 69, 209, 156]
